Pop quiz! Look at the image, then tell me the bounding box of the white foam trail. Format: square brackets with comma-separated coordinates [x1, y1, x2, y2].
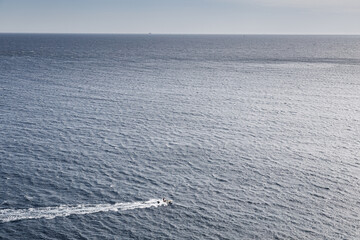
[0, 199, 167, 223]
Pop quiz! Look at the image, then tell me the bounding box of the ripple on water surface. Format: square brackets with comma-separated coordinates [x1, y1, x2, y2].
[1, 34, 360, 239]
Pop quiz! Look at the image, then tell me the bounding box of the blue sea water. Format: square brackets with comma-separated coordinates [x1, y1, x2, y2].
[1, 34, 360, 239]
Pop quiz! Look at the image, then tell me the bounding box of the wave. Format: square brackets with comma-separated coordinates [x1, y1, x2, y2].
[0, 199, 167, 223]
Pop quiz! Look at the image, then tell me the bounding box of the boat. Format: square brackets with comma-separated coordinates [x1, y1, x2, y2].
[157, 198, 173, 205]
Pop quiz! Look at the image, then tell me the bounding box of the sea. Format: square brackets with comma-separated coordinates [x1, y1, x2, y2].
[1, 34, 360, 239]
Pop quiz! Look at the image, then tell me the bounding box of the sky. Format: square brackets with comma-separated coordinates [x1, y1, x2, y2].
[0, 0, 359, 34]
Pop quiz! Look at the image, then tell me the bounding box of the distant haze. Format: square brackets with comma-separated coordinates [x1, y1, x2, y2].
[0, 0, 359, 34]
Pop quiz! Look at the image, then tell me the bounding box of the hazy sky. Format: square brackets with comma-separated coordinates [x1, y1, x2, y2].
[0, 0, 359, 34]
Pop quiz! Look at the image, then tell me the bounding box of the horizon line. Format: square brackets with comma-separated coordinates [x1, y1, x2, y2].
[1, 32, 360, 36]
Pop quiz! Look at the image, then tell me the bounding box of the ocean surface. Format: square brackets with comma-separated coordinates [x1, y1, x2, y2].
[1, 34, 360, 239]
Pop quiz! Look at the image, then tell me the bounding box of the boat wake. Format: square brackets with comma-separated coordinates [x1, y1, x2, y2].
[0, 199, 167, 223]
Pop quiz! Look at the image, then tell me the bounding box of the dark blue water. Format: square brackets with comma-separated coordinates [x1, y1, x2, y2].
[1, 34, 360, 239]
